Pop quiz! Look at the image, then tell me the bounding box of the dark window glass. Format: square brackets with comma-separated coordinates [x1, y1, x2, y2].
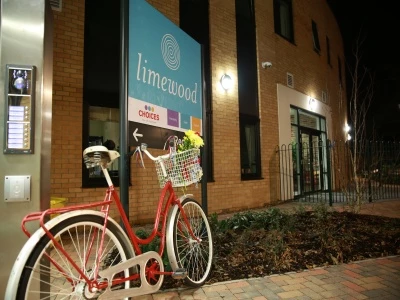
[240, 115, 261, 178]
[83, 0, 122, 187]
[273, 0, 294, 43]
[236, 0, 261, 179]
[290, 106, 328, 194]
[236, 0, 258, 116]
[312, 20, 321, 53]
[180, 0, 213, 181]
[326, 36, 331, 65]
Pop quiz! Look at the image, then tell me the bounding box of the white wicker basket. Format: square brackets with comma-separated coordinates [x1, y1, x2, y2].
[155, 148, 202, 188]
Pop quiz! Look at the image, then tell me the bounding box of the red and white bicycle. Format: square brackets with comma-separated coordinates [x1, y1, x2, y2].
[5, 140, 213, 299]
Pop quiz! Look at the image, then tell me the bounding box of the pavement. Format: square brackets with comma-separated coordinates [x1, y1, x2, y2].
[146, 199, 400, 300]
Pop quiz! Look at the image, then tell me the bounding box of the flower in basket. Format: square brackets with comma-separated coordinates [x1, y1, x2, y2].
[177, 130, 203, 184]
[177, 130, 204, 152]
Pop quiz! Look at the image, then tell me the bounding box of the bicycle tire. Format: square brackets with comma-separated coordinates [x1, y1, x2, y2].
[167, 198, 213, 287]
[15, 214, 133, 300]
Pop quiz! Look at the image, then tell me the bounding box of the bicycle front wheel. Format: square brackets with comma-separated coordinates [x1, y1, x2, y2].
[167, 198, 213, 287]
[16, 214, 133, 300]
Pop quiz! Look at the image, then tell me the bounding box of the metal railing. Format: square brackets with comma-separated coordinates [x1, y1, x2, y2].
[276, 140, 400, 205]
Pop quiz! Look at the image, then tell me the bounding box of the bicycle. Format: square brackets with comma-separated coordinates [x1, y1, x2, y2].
[5, 139, 213, 299]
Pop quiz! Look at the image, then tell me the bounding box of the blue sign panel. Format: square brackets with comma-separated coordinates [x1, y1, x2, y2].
[128, 0, 203, 145]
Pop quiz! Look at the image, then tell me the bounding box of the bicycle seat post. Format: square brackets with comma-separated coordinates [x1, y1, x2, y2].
[101, 165, 114, 187]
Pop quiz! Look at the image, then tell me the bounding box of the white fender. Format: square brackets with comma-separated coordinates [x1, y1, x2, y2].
[4, 210, 134, 300]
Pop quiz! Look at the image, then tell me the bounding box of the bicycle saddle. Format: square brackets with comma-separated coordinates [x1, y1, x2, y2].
[83, 145, 120, 168]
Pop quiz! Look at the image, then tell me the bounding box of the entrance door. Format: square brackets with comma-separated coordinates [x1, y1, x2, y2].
[300, 130, 322, 193]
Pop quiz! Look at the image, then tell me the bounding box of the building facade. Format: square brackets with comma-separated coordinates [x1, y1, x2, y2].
[50, 0, 347, 224]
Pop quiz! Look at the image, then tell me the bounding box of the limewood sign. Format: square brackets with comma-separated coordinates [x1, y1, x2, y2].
[128, 0, 203, 147]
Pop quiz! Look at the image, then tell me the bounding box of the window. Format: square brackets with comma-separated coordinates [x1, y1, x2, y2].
[236, 0, 261, 179]
[83, 0, 122, 187]
[311, 20, 321, 53]
[85, 106, 120, 186]
[240, 115, 261, 178]
[273, 0, 294, 43]
[326, 36, 331, 66]
[180, 0, 213, 181]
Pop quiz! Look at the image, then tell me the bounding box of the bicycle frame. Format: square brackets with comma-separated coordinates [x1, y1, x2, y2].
[20, 164, 199, 291]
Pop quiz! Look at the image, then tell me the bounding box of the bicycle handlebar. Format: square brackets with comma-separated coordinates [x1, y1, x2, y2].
[138, 143, 173, 178]
[132, 138, 202, 187]
[139, 143, 173, 161]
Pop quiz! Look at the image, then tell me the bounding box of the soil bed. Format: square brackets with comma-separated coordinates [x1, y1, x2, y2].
[161, 210, 400, 290]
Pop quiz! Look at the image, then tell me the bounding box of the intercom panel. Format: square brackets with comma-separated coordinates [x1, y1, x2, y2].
[4, 65, 36, 154]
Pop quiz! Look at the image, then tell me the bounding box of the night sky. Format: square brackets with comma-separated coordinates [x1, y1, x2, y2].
[329, 0, 398, 67]
[327, 0, 400, 140]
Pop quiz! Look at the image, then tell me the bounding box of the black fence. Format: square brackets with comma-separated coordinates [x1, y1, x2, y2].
[276, 140, 400, 205]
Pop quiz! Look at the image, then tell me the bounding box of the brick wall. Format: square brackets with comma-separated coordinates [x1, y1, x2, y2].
[51, 0, 86, 205]
[50, 0, 347, 223]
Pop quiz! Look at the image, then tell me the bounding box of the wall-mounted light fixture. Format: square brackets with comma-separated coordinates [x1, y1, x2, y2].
[261, 61, 272, 68]
[344, 123, 351, 133]
[344, 123, 351, 141]
[220, 74, 233, 90]
[309, 98, 317, 111]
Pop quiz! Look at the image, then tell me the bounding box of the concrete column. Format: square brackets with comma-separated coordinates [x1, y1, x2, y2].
[0, 0, 53, 294]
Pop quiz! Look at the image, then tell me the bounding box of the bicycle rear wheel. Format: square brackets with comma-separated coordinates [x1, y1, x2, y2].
[15, 214, 133, 300]
[167, 198, 213, 287]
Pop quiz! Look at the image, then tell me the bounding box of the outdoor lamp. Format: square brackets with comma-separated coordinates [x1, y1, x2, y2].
[309, 98, 317, 110]
[220, 74, 233, 90]
[344, 124, 351, 133]
[344, 124, 351, 140]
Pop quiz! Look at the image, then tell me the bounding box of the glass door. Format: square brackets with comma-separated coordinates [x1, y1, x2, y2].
[300, 129, 322, 193]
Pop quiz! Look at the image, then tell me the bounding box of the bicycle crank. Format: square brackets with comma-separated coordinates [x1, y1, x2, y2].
[172, 268, 187, 279]
[98, 251, 164, 299]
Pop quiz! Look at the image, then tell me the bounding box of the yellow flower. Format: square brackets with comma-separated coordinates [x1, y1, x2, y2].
[178, 130, 204, 152]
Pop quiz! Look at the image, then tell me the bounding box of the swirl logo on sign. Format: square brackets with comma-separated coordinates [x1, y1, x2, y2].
[161, 34, 180, 71]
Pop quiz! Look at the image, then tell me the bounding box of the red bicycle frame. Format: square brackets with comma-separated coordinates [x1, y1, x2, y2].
[20, 178, 197, 290]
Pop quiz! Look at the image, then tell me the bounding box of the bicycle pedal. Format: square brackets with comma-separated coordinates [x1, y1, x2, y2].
[172, 268, 187, 279]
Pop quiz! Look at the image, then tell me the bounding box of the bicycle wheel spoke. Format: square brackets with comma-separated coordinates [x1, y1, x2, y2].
[15, 215, 132, 299]
[28, 265, 81, 300]
[169, 199, 213, 287]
